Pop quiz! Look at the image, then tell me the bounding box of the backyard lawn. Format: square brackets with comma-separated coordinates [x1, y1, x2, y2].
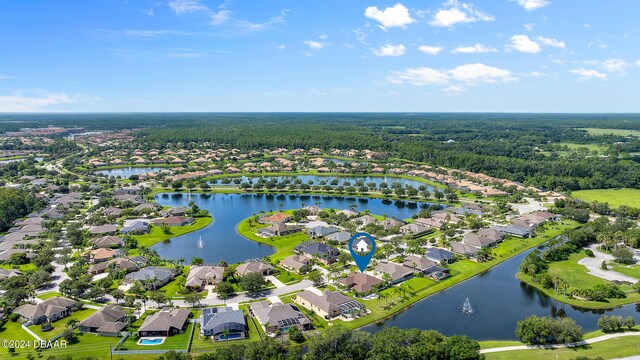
[134, 216, 213, 248]
[118, 310, 195, 351]
[28, 308, 97, 340]
[37, 291, 63, 300]
[190, 306, 263, 353]
[572, 188, 640, 208]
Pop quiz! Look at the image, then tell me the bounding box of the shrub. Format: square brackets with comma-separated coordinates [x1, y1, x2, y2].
[584, 249, 595, 257]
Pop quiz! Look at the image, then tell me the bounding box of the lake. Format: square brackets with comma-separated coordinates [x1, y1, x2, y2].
[95, 167, 167, 177]
[212, 175, 431, 190]
[152, 192, 440, 264]
[362, 248, 640, 340]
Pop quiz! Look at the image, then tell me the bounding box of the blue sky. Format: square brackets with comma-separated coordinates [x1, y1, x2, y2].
[1, 0, 639, 112]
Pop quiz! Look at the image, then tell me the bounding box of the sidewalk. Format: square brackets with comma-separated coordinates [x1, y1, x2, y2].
[480, 332, 640, 354]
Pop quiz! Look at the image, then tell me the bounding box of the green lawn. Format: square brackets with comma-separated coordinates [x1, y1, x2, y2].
[133, 216, 213, 248]
[28, 308, 97, 340]
[119, 311, 195, 351]
[0, 320, 35, 342]
[275, 268, 304, 284]
[0, 263, 37, 272]
[612, 264, 640, 279]
[484, 335, 640, 360]
[518, 252, 640, 309]
[236, 214, 307, 262]
[581, 128, 640, 137]
[190, 306, 262, 353]
[37, 291, 63, 300]
[330, 221, 577, 330]
[572, 188, 640, 208]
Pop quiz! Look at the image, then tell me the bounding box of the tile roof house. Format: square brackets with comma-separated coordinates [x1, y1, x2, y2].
[85, 248, 118, 263]
[124, 267, 176, 289]
[294, 290, 365, 319]
[381, 218, 406, 230]
[450, 241, 481, 258]
[249, 301, 311, 333]
[138, 309, 191, 337]
[258, 224, 303, 237]
[90, 236, 124, 249]
[120, 220, 149, 235]
[13, 297, 78, 325]
[399, 223, 432, 237]
[78, 305, 127, 337]
[88, 225, 118, 236]
[259, 213, 292, 224]
[280, 254, 311, 273]
[152, 216, 195, 227]
[236, 261, 275, 277]
[425, 248, 456, 264]
[339, 272, 383, 295]
[403, 255, 437, 273]
[293, 242, 339, 265]
[462, 233, 497, 249]
[88, 258, 137, 275]
[200, 307, 247, 340]
[307, 226, 340, 238]
[325, 230, 352, 243]
[186, 265, 225, 290]
[374, 262, 414, 284]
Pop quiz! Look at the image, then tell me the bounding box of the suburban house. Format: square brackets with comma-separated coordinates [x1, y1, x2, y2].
[399, 223, 432, 237]
[375, 262, 414, 284]
[90, 236, 124, 249]
[293, 241, 339, 265]
[102, 207, 124, 217]
[414, 217, 447, 230]
[325, 230, 351, 243]
[280, 254, 311, 273]
[120, 220, 150, 234]
[338, 209, 359, 218]
[249, 301, 312, 333]
[200, 307, 247, 341]
[462, 233, 498, 249]
[88, 257, 137, 275]
[500, 224, 531, 238]
[381, 218, 406, 230]
[236, 260, 275, 277]
[258, 223, 303, 237]
[152, 216, 195, 227]
[307, 226, 339, 238]
[84, 248, 118, 263]
[350, 215, 378, 227]
[450, 241, 481, 258]
[124, 266, 176, 289]
[88, 225, 118, 236]
[186, 265, 225, 290]
[339, 272, 383, 295]
[13, 297, 78, 325]
[78, 304, 127, 337]
[403, 255, 450, 280]
[478, 227, 506, 242]
[138, 309, 191, 337]
[425, 248, 456, 264]
[259, 213, 292, 224]
[0, 269, 22, 280]
[294, 290, 365, 319]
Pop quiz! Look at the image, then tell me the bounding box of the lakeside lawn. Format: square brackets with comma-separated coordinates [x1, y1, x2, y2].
[236, 214, 308, 263]
[330, 221, 577, 330]
[572, 188, 640, 208]
[517, 252, 640, 309]
[28, 308, 97, 340]
[132, 216, 213, 248]
[484, 335, 640, 360]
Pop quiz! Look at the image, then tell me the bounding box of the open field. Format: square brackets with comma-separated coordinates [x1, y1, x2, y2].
[572, 188, 640, 208]
[518, 252, 640, 309]
[581, 128, 640, 137]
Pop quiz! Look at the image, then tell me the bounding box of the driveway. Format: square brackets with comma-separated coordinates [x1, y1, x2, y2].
[36, 258, 69, 294]
[578, 245, 638, 284]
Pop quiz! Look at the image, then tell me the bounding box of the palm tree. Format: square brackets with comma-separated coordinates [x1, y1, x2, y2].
[66, 318, 79, 329]
[222, 328, 230, 346]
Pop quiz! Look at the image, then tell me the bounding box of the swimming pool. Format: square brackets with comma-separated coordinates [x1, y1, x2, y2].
[217, 333, 243, 341]
[137, 337, 166, 345]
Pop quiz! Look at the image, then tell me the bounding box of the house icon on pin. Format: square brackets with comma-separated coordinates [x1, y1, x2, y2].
[355, 238, 369, 253]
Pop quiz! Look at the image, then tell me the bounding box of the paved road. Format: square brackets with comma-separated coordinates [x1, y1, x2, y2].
[35, 258, 69, 295]
[480, 332, 640, 354]
[578, 244, 638, 284]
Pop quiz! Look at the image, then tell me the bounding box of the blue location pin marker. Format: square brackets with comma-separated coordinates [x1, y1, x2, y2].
[348, 232, 376, 272]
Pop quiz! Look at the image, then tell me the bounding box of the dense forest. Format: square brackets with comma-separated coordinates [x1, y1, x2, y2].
[3, 113, 640, 190]
[0, 188, 44, 231]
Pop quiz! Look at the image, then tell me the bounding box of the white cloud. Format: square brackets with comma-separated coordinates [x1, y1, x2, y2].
[364, 3, 414, 29]
[235, 10, 287, 30]
[0, 92, 79, 112]
[318, 34, 329, 40]
[537, 36, 565, 49]
[506, 35, 541, 53]
[429, 0, 494, 28]
[276, 44, 286, 50]
[143, 8, 155, 16]
[452, 43, 497, 54]
[373, 44, 406, 57]
[636, 60, 640, 66]
[211, 10, 232, 25]
[304, 40, 324, 49]
[418, 45, 444, 55]
[570, 68, 607, 80]
[516, 0, 550, 11]
[601, 59, 630, 73]
[168, 0, 207, 14]
[524, 23, 535, 31]
[387, 63, 516, 91]
[122, 30, 192, 37]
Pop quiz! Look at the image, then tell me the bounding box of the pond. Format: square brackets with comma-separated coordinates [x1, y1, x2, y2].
[362, 248, 640, 340]
[152, 192, 441, 264]
[94, 167, 167, 177]
[212, 175, 431, 190]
